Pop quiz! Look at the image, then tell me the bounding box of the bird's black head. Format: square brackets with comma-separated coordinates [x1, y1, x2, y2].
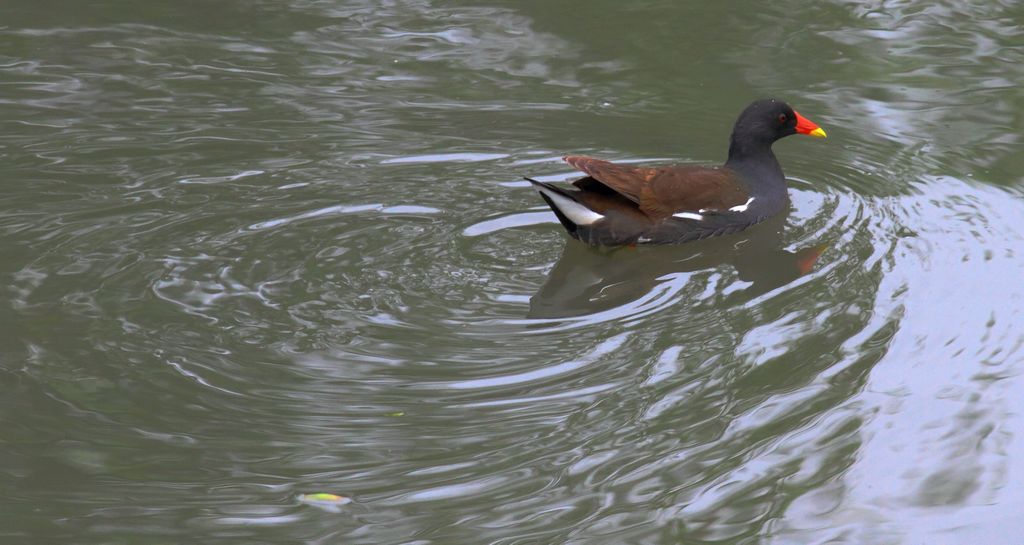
[727, 98, 826, 160]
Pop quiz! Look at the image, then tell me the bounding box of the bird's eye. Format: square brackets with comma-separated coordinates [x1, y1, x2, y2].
[778, 114, 787, 124]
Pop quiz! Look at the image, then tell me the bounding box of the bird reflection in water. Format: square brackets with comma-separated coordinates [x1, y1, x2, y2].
[528, 209, 825, 319]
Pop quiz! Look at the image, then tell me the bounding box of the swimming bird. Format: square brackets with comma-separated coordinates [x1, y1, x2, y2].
[528, 98, 826, 245]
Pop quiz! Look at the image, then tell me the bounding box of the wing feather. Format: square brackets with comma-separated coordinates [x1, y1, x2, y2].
[563, 156, 750, 219]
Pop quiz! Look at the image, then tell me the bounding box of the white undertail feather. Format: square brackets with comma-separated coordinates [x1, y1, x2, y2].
[672, 212, 705, 221]
[536, 187, 605, 226]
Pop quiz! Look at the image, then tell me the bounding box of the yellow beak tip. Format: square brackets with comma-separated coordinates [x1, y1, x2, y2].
[809, 127, 827, 138]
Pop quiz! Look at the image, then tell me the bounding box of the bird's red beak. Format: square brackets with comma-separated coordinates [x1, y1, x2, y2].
[794, 111, 827, 138]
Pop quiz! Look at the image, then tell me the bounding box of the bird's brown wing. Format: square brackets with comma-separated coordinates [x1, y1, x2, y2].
[638, 166, 750, 218]
[564, 156, 750, 219]
[564, 156, 647, 203]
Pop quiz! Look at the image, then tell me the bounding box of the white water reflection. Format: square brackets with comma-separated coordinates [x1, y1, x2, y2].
[248, 203, 440, 230]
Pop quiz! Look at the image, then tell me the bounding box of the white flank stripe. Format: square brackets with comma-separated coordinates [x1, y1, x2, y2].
[672, 212, 705, 221]
[538, 188, 605, 226]
[728, 197, 755, 212]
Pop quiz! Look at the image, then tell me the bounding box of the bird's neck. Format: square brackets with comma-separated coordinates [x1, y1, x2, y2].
[725, 137, 784, 187]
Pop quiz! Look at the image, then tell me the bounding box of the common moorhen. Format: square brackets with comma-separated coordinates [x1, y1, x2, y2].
[528, 98, 826, 245]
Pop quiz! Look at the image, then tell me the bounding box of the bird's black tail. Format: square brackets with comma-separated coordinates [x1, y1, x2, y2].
[525, 177, 593, 237]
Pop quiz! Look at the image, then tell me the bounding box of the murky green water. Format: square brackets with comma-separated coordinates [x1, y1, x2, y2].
[3, 1, 1024, 543]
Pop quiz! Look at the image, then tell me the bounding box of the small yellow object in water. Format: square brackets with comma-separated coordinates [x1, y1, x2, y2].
[299, 493, 352, 512]
[300, 493, 350, 503]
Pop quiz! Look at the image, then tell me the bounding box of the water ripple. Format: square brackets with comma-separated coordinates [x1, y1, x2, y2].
[4, 0, 1024, 543]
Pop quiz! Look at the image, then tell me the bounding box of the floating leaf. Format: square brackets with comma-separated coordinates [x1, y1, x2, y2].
[385, 411, 405, 417]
